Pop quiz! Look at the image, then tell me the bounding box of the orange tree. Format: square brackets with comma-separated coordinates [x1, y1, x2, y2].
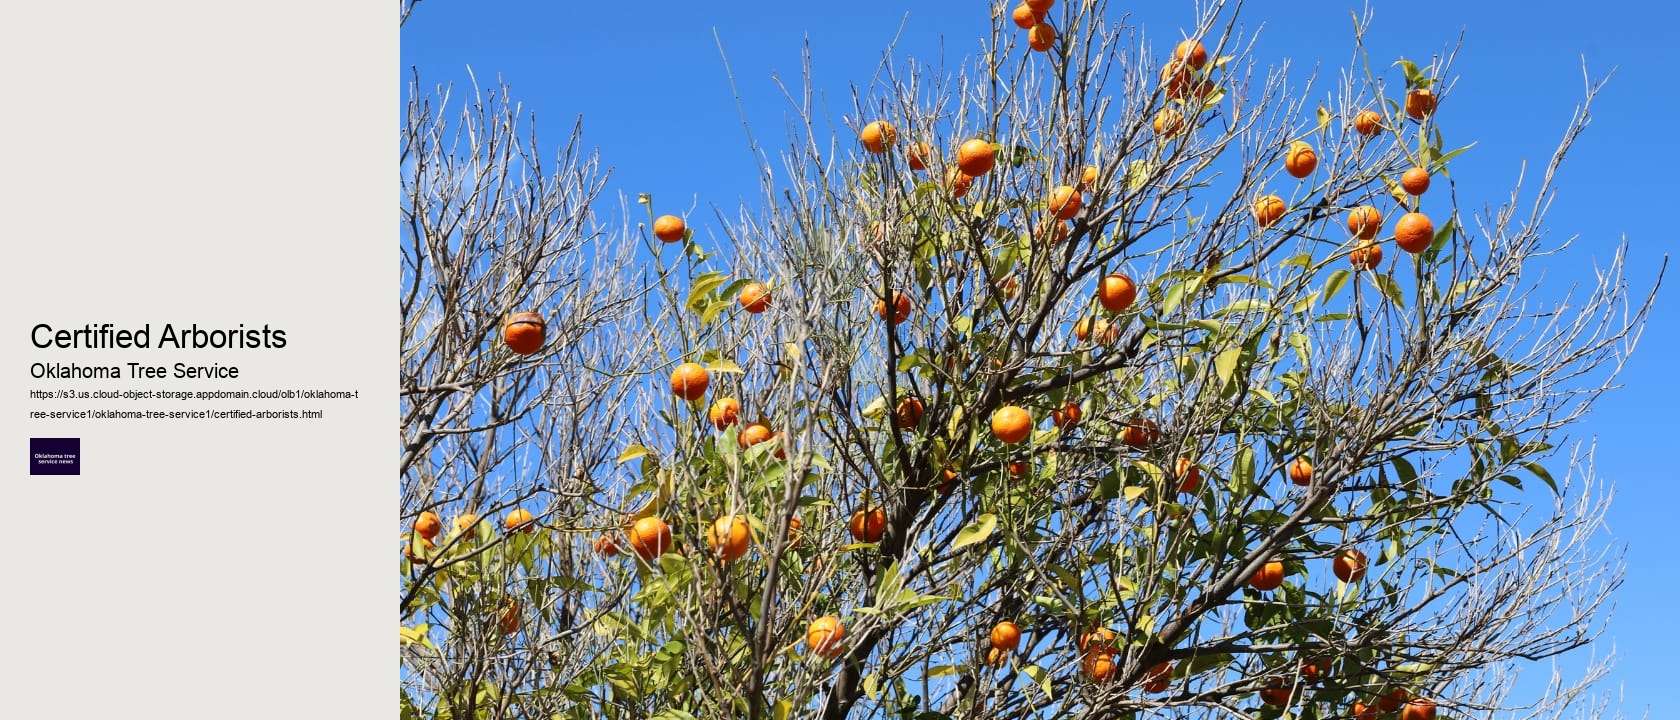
[399, 2, 1658, 719]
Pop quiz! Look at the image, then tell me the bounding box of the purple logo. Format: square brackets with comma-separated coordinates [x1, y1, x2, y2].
[30, 438, 80, 475]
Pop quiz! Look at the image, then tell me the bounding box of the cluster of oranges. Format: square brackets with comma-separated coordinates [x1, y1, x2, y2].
[1009, 0, 1058, 53]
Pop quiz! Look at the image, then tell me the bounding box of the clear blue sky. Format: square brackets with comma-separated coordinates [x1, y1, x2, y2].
[402, 1, 1678, 714]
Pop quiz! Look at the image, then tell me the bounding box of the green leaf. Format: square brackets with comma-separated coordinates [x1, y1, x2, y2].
[1022, 663, 1055, 700]
[1523, 461, 1558, 494]
[1214, 348, 1241, 387]
[1370, 273, 1405, 306]
[1323, 268, 1351, 302]
[953, 514, 998, 550]
[618, 445, 652, 464]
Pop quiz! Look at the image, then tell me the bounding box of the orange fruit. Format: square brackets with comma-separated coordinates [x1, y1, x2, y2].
[415, 511, 442, 540]
[1350, 241, 1384, 271]
[1010, 3, 1041, 29]
[502, 311, 546, 355]
[628, 516, 673, 561]
[1173, 38, 1209, 70]
[1028, 22, 1056, 52]
[995, 275, 1020, 298]
[876, 291, 913, 325]
[984, 647, 1009, 667]
[653, 214, 686, 243]
[1394, 212, 1435, 254]
[894, 396, 925, 429]
[738, 282, 772, 313]
[504, 508, 536, 533]
[593, 533, 620, 557]
[1402, 697, 1437, 720]
[1051, 400, 1083, 430]
[937, 467, 960, 495]
[669, 362, 710, 401]
[1401, 167, 1431, 195]
[989, 621, 1022, 652]
[1405, 88, 1437, 120]
[1252, 194, 1286, 227]
[807, 615, 846, 658]
[1352, 702, 1379, 720]
[907, 141, 932, 171]
[1353, 109, 1384, 137]
[860, 120, 897, 153]
[1346, 205, 1383, 240]
[1072, 317, 1117, 344]
[706, 514, 752, 562]
[1249, 560, 1285, 591]
[709, 397, 742, 430]
[1333, 548, 1368, 583]
[1153, 106, 1187, 138]
[1299, 659, 1322, 682]
[1047, 185, 1082, 220]
[452, 513, 479, 538]
[1159, 60, 1193, 99]
[1082, 651, 1118, 682]
[1259, 678, 1291, 706]
[957, 139, 996, 177]
[738, 422, 774, 449]
[1097, 273, 1137, 312]
[1037, 217, 1070, 245]
[945, 167, 974, 198]
[991, 406, 1034, 444]
[1079, 164, 1100, 191]
[1174, 457, 1202, 494]
[786, 514, 804, 549]
[1008, 461, 1030, 478]
[498, 598, 521, 635]
[849, 507, 887, 542]
[1284, 141, 1318, 179]
[1379, 689, 1409, 713]
[404, 535, 435, 564]
[1121, 417, 1159, 448]
[1144, 661, 1173, 693]
[1025, 0, 1054, 12]
[1288, 457, 1313, 486]
[768, 431, 790, 460]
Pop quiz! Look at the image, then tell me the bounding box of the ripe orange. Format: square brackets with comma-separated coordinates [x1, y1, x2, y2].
[738, 422, 774, 449]
[945, 167, 974, 198]
[1079, 626, 1118, 653]
[1153, 106, 1187, 138]
[1346, 205, 1383, 240]
[1048, 185, 1083, 220]
[1333, 548, 1368, 583]
[1097, 273, 1137, 312]
[1121, 417, 1159, 448]
[628, 516, 673, 560]
[1350, 241, 1384, 271]
[1284, 141, 1318, 179]
[1401, 167, 1431, 195]
[1010, 3, 1041, 29]
[1352, 702, 1379, 720]
[769, 431, 790, 460]
[1028, 22, 1056, 52]
[957, 139, 996, 177]
[894, 396, 925, 429]
[937, 467, 960, 495]
[1159, 60, 1193, 99]
[876, 291, 913, 325]
[1288, 457, 1313, 486]
[1008, 461, 1030, 478]
[1073, 317, 1118, 345]
[1353, 109, 1384, 137]
[1174, 39, 1209, 70]
[504, 508, 536, 533]
[1174, 457, 1202, 494]
[1299, 659, 1322, 682]
[738, 282, 772, 313]
[1079, 164, 1100, 191]
[709, 397, 742, 430]
[1252, 194, 1286, 227]
[1249, 560, 1285, 591]
[860, 120, 897, 153]
[849, 507, 887, 542]
[669, 362, 710, 401]
[503, 312, 546, 355]
[807, 615, 847, 658]
[404, 535, 435, 564]
[1401, 697, 1437, 720]
[1405, 88, 1437, 120]
[990, 621, 1022, 652]
[498, 598, 521, 635]
[1394, 212, 1435, 253]
[1051, 400, 1083, 430]
[985, 646, 1009, 667]
[1024, 0, 1054, 12]
[1082, 651, 1118, 682]
[991, 406, 1034, 444]
[452, 513, 479, 538]
[1144, 661, 1173, 693]
[906, 141, 932, 171]
[995, 275, 1020, 298]
[653, 214, 686, 243]
[593, 533, 620, 557]
[706, 514, 752, 562]
[786, 515, 803, 549]
[1037, 217, 1070, 245]
[1259, 678, 1292, 706]
[415, 511, 442, 540]
[1379, 689, 1409, 713]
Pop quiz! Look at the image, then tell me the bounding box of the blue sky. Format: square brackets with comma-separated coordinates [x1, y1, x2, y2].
[402, 1, 1678, 714]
